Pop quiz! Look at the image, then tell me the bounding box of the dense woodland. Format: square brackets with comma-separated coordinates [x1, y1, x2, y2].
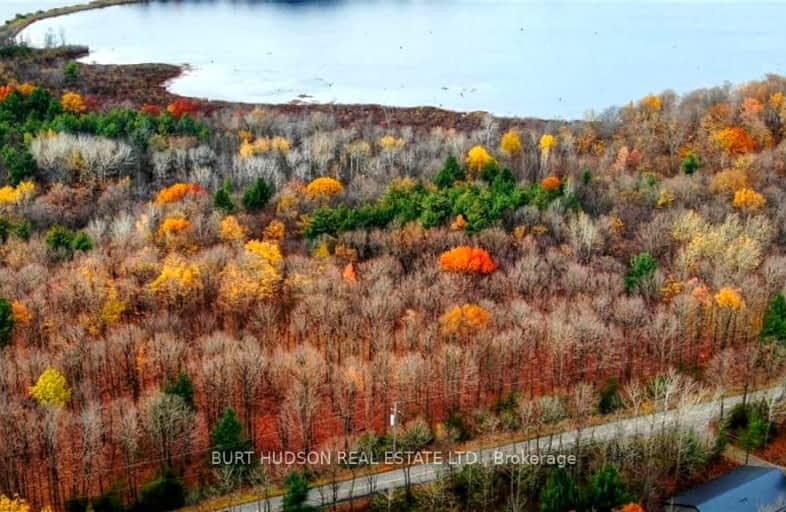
[3, 59, 786, 511]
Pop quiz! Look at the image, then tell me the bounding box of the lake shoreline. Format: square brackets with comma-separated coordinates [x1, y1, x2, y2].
[0, 0, 144, 42]
[5, 0, 569, 128]
[4, 43, 563, 134]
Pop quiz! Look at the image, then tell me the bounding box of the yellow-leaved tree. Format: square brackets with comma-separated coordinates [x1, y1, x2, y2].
[61, 92, 86, 113]
[539, 133, 556, 170]
[500, 130, 523, 157]
[219, 215, 246, 242]
[218, 240, 283, 311]
[440, 304, 491, 338]
[0, 494, 31, 512]
[306, 177, 343, 200]
[466, 145, 493, 174]
[150, 254, 203, 305]
[715, 287, 742, 311]
[30, 368, 71, 408]
[732, 188, 766, 212]
[0, 181, 35, 205]
[378, 135, 406, 150]
[639, 94, 662, 113]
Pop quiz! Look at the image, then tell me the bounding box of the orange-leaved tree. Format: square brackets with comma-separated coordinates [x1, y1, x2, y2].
[439, 246, 497, 274]
[712, 127, 756, 156]
[166, 99, 199, 119]
[157, 216, 192, 238]
[154, 183, 205, 204]
[616, 504, 645, 512]
[640, 94, 661, 112]
[541, 175, 561, 190]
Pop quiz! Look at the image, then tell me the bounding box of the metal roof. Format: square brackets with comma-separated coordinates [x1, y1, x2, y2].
[665, 465, 786, 512]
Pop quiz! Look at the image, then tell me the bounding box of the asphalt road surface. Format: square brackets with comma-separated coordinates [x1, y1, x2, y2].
[226, 386, 782, 512]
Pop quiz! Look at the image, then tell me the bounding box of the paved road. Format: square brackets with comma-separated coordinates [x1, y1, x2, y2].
[225, 387, 782, 512]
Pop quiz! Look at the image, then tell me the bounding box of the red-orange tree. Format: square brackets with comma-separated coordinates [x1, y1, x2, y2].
[439, 246, 497, 274]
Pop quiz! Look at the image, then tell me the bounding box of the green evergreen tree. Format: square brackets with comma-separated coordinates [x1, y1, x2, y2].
[214, 179, 236, 213]
[163, 372, 195, 410]
[63, 60, 79, 83]
[71, 230, 94, 252]
[12, 219, 31, 241]
[282, 472, 316, 512]
[581, 463, 632, 511]
[624, 252, 657, 295]
[1, 145, 36, 184]
[740, 407, 768, 453]
[242, 177, 273, 211]
[0, 297, 13, 349]
[681, 152, 701, 175]
[539, 468, 579, 512]
[210, 407, 255, 483]
[433, 155, 465, 188]
[598, 377, 623, 415]
[131, 467, 185, 512]
[0, 217, 10, 243]
[761, 293, 786, 342]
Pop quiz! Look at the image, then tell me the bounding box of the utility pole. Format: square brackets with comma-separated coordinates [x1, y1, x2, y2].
[390, 401, 398, 453]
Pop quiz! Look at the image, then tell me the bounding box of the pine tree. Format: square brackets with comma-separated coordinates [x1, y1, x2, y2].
[282, 472, 316, 512]
[163, 372, 195, 410]
[539, 468, 579, 512]
[0, 297, 13, 348]
[214, 179, 236, 213]
[243, 178, 273, 211]
[211, 408, 251, 455]
[582, 463, 632, 511]
[762, 293, 786, 342]
[433, 155, 465, 188]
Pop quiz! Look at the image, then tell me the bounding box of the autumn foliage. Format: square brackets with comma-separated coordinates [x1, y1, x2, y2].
[616, 504, 645, 512]
[732, 187, 766, 212]
[0, 181, 35, 205]
[541, 175, 561, 190]
[0, 494, 31, 512]
[378, 135, 406, 149]
[5, 70, 786, 512]
[440, 303, 491, 337]
[29, 368, 71, 408]
[715, 287, 743, 310]
[239, 136, 291, 158]
[154, 182, 205, 204]
[500, 130, 523, 156]
[539, 133, 556, 151]
[439, 246, 497, 274]
[166, 98, 199, 119]
[466, 145, 494, 171]
[712, 127, 757, 155]
[61, 91, 86, 113]
[306, 176, 344, 199]
[141, 103, 161, 115]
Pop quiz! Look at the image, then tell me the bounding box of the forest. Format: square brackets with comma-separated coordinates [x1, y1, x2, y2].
[2, 49, 786, 511]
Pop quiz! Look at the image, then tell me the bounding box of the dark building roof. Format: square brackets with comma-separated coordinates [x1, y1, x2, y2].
[665, 465, 786, 512]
